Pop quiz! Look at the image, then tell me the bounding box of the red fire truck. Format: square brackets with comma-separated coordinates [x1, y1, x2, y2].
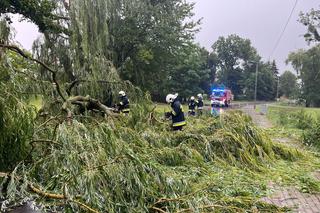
[210, 88, 233, 107]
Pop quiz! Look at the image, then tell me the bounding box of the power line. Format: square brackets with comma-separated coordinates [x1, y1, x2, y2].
[268, 0, 299, 60]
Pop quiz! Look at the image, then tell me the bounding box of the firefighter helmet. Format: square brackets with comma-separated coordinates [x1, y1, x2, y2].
[166, 94, 176, 103]
[119, 91, 126, 97]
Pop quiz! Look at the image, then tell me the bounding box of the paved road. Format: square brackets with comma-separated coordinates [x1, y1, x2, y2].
[241, 104, 273, 128]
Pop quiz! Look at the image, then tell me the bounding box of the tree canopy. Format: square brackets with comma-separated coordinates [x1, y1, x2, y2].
[300, 6, 320, 43]
[210, 34, 277, 101]
[0, 0, 68, 34]
[287, 45, 320, 107]
[279, 71, 298, 99]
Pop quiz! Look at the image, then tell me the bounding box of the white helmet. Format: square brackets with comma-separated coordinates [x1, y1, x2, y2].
[119, 91, 126, 97]
[190, 96, 195, 101]
[197, 93, 203, 98]
[166, 94, 176, 103]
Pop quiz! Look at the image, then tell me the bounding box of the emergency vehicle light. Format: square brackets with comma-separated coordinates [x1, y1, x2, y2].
[212, 89, 225, 92]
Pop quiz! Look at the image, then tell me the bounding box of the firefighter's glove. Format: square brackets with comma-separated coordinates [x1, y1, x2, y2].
[164, 112, 172, 119]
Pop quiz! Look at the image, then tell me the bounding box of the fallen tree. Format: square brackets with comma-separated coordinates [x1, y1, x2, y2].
[0, 43, 123, 119]
[1, 109, 310, 212]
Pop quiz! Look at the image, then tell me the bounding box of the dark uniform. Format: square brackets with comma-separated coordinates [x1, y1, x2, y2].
[170, 99, 186, 131]
[197, 98, 204, 115]
[118, 95, 130, 114]
[188, 100, 196, 116]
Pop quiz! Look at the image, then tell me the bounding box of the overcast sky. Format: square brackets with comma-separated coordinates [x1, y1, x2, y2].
[11, 0, 319, 73]
[187, 0, 319, 73]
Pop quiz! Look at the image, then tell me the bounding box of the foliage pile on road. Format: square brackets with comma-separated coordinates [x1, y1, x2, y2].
[1, 102, 315, 212]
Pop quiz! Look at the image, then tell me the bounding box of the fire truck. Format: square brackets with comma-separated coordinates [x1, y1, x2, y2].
[210, 87, 233, 107]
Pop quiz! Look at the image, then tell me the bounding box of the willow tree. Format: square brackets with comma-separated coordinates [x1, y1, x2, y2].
[28, 0, 201, 102]
[31, 0, 134, 107]
[0, 19, 37, 171]
[0, 0, 137, 173]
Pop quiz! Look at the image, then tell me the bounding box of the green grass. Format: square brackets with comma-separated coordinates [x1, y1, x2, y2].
[267, 105, 320, 128]
[153, 103, 172, 114]
[268, 104, 320, 120]
[266, 103, 320, 152]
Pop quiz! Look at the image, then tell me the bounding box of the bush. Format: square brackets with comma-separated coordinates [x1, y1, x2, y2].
[295, 110, 314, 130]
[303, 120, 320, 149]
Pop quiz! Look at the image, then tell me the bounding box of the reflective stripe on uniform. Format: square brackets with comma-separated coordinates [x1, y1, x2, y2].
[198, 107, 203, 110]
[173, 121, 186, 127]
[172, 111, 177, 116]
[122, 108, 130, 112]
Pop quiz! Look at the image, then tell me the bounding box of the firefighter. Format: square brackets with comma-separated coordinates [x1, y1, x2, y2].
[165, 93, 186, 131]
[117, 91, 130, 114]
[196, 93, 204, 115]
[188, 96, 196, 116]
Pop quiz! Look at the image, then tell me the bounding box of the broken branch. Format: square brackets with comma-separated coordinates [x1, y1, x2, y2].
[0, 44, 66, 101]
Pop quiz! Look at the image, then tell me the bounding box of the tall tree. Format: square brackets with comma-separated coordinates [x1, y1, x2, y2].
[242, 62, 277, 101]
[28, 0, 124, 104]
[271, 60, 279, 76]
[208, 52, 219, 83]
[167, 44, 210, 99]
[270, 60, 280, 99]
[279, 71, 298, 99]
[211, 34, 259, 98]
[287, 45, 320, 107]
[109, 0, 200, 98]
[300, 6, 320, 43]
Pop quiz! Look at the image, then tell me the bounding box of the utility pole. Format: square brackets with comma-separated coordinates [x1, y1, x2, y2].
[276, 76, 280, 101]
[254, 62, 258, 109]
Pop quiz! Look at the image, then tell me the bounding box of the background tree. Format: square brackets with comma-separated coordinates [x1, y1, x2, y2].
[242, 61, 277, 101]
[167, 44, 211, 99]
[207, 52, 219, 83]
[209, 34, 278, 101]
[257, 63, 277, 101]
[271, 60, 279, 77]
[287, 45, 320, 107]
[271, 60, 280, 97]
[279, 71, 298, 99]
[211, 34, 259, 98]
[300, 6, 320, 43]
